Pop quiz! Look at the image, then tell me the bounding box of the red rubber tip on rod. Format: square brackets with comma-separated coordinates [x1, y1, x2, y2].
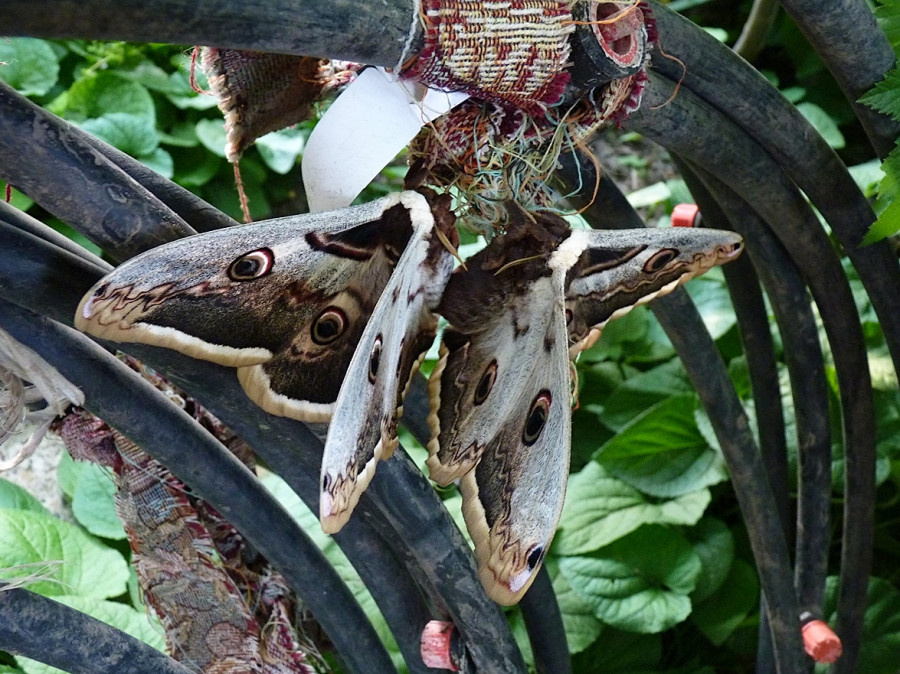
[671, 203, 700, 228]
[802, 619, 842, 664]
[421, 620, 459, 671]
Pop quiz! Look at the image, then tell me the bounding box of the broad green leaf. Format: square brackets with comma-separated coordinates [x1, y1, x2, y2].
[572, 628, 661, 673]
[819, 576, 900, 674]
[195, 118, 229, 158]
[691, 559, 758, 645]
[0, 479, 51, 515]
[139, 147, 174, 179]
[0, 38, 60, 96]
[255, 128, 307, 174]
[627, 181, 671, 208]
[554, 461, 710, 555]
[685, 518, 734, 603]
[71, 463, 125, 540]
[863, 186, 900, 244]
[79, 113, 159, 157]
[547, 560, 603, 654]
[684, 273, 737, 341]
[796, 102, 846, 149]
[559, 525, 701, 633]
[16, 595, 166, 674]
[598, 396, 728, 497]
[56, 451, 82, 500]
[62, 71, 155, 123]
[0, 510, 128, 599]
[596, 359, 693, 432]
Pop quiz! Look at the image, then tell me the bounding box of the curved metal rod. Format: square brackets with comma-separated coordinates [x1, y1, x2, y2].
[3, 0, 418, 68]
[774, 0, 900, 158]
[0, 212, 526, 674]
[0, 300, 397, 674]
[518, 566, 572, 674]
[649, 2, 900, 374]
[679, 159, 833, 613]
[0, 83, 194, 261]
[556, 155, 804, 672]
[81, 134, 238, 233]
[675, 158, 835, 674]
[625, 72, 875, 672]
[0, 585, 194, 674]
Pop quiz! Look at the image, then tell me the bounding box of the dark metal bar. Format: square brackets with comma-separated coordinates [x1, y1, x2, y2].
[3, 0, 418, 67]
[624, 72, 875, 672]
[81, 134, 237, 233]
[648, 2, 900, 375]
[0, 82, 194, 261]
[775, 0, 900, 158]
[519, 567, 572, 674]
[0, 586, 194, 674]
[556, 157, 805, 673]
[0, 300, 398, 674]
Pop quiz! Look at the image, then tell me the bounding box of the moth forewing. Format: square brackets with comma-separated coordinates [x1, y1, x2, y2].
[319, 191, 456, 534]
[457, 265, 573, 605]
[74, 192, 435, 423]
[565, 227, 744, 356]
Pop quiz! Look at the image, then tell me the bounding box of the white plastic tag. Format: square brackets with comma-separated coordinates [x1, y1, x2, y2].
[302, 67, 469, 212]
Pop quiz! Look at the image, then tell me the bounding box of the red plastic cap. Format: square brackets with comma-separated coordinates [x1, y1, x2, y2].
[802, 620, 842, 664]
[671, 203, 700, 228]
[421, 620, 459, 671]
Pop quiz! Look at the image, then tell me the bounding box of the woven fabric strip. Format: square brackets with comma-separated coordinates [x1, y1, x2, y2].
[202, 48, 357, 161]
[406, 0, 574, 113]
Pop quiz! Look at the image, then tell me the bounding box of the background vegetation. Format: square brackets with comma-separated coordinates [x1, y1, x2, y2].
[2, 0, 900, 672]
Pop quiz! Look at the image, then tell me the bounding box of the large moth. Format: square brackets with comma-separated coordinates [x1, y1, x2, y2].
[427, 207, 743, 604]
[76, 189, 457, 424]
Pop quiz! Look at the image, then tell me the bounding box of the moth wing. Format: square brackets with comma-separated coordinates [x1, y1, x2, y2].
[319, 192, 454, 533]
[76, 193, 415, 421]
[429, 266, 572, 604]
[566, 228, 743, 356]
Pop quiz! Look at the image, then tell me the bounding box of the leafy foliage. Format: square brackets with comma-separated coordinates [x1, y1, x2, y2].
[2, 4, 900, 672]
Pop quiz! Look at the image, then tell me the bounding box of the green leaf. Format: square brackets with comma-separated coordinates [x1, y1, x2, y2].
[819, 576, 900, 674]
[547, 560, 603, 654]
[0, 510, 128, 598]
[572, 628, 662, 672]
[16, 595, 165, 674]
[861, 67, 900, 121]
[796, 102, 846, 149]
[553, 461, 710, 555]
[195, 118, 228, 158]
[255, 128, 307, 174]
[79, 113, 159, 157]
[597, 395, 728, 498]
[62, 71, 156, 123]
[876, 1, 900, 50]
[139, 147, 174, 179]
[57, 451, 82, 500]
[627, 182, 671, 208]
[684, 273, 737, 341]
[0, 38, 60, 96]
[691, 559, 758, 645]
[685, 518, 734, 603]
[71, 463, 125, 540]
[559, 525, 702, 633]
[0, 478, 51, 515]
[596, 359, 693, 432]
[863, 183, 900, 244]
